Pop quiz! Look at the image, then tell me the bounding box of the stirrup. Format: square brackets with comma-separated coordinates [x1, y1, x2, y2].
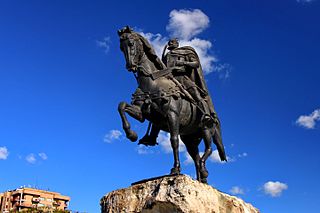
[138, 135, 158, 146]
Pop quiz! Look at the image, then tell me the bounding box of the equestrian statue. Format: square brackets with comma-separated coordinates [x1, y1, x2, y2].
[117, 26, 226, 183]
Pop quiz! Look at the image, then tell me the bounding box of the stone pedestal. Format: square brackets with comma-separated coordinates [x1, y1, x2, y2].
[100, 175, 259, 213]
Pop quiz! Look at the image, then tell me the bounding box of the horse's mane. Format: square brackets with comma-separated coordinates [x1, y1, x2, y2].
[118, 26, 165, 70]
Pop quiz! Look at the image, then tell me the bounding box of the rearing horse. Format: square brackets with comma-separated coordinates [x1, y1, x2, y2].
[117, 27, 226, 183]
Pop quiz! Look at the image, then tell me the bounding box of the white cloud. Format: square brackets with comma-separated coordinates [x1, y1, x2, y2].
[184, 152, 194, 165]
[136, 145, 154, 155]
[140, 9, 219, 75]
[158, 134, 232, 165]
[184, 152, 204, 165]
[26, 154, 36, 164]
[296, 108, 320, 129]
[139, 32, 167, 58]
[0, 146, 9, 160]
[158, 132, 172, 153]
[179, 38, 217, 74]
[142, 36, 216, 75]
[238, 152, 248, 158]
[214, 63, 232, 79]
[104, 129, 122, 143]
[229, 186, 245, 195]
[96, 36, 111, 53]
[210, 150, 221, 162]
[158, 131, 186, 153]
[38, 152, 48, 160]
[210, 149, 232, 163]
[136, 131, 185, 155]
[263, 181, 288, 197]
[166, 9, 209, 40]
[184, 149, 235, 166]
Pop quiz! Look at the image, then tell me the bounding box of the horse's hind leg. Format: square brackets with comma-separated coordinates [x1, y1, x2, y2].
[118, 101, 144, 142]
[181, 135, 201, 182]
[167, 111, 181, 175]
[200, 128, 213, 183]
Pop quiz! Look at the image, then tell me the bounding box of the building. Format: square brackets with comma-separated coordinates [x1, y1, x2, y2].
[0, 187, 70, 212]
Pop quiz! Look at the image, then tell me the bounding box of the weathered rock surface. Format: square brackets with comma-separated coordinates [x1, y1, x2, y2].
[100, 175, 259, 213]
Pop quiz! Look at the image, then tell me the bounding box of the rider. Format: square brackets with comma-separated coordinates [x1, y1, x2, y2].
[139, 38, 218, 146]
[162, 38, 214, 125]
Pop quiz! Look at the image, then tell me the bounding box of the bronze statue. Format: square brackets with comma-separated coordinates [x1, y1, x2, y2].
[139, 38, 218, 147]
[117, 26, 226, 183]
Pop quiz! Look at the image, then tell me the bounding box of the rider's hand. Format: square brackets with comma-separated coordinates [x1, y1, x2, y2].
[173, 66, 185, 73]
[175, 60, 185, 66]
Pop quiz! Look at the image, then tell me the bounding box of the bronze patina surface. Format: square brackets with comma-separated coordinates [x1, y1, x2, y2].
[117, 26, 226, 183]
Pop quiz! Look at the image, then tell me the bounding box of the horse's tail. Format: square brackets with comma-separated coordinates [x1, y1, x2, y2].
[212, 119, 227, 162]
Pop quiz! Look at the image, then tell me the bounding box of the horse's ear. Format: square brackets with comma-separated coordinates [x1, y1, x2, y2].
[125, 26, 133, 33]
[117, 26, 133, 37]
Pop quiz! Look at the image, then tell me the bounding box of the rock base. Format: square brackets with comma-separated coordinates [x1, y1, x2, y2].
[100, 175, 259, 213]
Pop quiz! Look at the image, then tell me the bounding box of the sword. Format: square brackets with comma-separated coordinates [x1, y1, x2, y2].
[169, 76, 215, 125]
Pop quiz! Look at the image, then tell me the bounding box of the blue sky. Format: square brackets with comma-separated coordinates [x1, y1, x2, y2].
[0, 0, 319, 212]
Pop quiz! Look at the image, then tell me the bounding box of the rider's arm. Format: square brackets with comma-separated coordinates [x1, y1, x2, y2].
[183, 56, 199, 69]
[175, 55, 199, 69]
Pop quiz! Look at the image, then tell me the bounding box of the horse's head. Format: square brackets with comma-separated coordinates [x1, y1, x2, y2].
[118, 26, 144, 72]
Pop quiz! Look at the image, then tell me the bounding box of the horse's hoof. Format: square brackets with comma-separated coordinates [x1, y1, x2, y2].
[200, 168, 209, 178]
[127, 130, 138, 142]
[200, 178, 208, 184]
[170, 167, 181, 175]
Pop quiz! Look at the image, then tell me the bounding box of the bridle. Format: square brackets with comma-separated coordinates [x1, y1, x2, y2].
[120, 33, 153, 77]
[120, 34, 144, 72]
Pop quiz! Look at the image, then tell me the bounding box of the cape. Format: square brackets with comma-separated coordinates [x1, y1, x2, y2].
[169, 46, 216, 115]
[173, 46, 224, 160]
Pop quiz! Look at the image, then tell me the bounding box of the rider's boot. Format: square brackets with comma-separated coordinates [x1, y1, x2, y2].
[198, 100, 214, 128]
[138, 125, 160, 146]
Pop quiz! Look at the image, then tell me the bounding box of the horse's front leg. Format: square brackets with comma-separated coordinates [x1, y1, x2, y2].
[167, 110, 181, 175]
[118, 101, 145, 142]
